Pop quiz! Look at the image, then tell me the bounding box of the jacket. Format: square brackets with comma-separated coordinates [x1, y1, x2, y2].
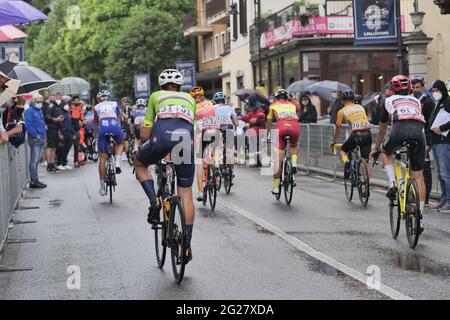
[428, 94, 450, 145]
[24, 104, 46, 139]
[299, 103, 318, 123]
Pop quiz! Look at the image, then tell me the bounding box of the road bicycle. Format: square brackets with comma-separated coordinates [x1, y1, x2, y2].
[333, 143, 370, 207]
[218, 129, 234, 194]
[273, 136, 296, 206]
[105, 134, 117, 205]
[152, 158, 187, 283]
[387, 141, 423, 249]
[202, 161, 220, 211]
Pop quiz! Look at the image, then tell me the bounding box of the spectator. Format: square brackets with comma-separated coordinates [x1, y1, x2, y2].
[299, 94, 318, 123]
[43, 92, 65, 172]
[70, 96, 84, 168]
[0, 103, 8, 145]
[412, 76, 435, 206]
[24, 94, 47, 189]
[328, 91, 343, 124]
[2, 96, 26, 148]
[56, 102, 74, 171]
[83, 104, 95, 160]
[429, 80, 450, 213]
[240, 100, 266, 168]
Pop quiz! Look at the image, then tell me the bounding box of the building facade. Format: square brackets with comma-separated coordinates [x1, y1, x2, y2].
[183, 0, 231, 98]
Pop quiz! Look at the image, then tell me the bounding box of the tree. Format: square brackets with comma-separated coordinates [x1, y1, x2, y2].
[105, 5, 192, 99]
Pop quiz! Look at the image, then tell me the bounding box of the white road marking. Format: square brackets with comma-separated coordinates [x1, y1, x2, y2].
[217, 198, 412, 300]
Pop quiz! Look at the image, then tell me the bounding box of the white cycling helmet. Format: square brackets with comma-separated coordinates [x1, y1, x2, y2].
[158, 69, 184, 87]
[136, 98, 147, 107]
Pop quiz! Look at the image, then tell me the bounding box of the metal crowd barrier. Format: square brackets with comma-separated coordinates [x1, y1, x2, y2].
[297, 123, 440, 195]
[0, 143, 29, 251]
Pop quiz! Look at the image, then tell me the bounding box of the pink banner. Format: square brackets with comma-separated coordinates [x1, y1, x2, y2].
[260, 16, 406, 49]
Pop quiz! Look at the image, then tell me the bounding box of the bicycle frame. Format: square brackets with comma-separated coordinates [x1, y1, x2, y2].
[394, 153, 410, 217]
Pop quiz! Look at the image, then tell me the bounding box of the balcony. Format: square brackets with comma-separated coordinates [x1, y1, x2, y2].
[183, 12, 213, 37]
[206, 0, 230, 25]
[221, 41, 231, 56]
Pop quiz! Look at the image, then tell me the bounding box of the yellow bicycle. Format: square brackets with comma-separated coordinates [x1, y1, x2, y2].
[388, 141, 422, 249]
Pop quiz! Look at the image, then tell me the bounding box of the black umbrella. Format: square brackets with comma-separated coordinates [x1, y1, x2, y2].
[8, 65, 58, 94]
[0, 58, 17, 75]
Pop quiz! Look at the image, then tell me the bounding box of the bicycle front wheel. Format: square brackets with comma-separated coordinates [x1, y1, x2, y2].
[154, 205, 167, 269]
[224, 167, 233, 194]
[357, 160, 370, 207]
[283, 159, 294, 205]
[170, 198, 186, 283]
[405, 178, 421, 249]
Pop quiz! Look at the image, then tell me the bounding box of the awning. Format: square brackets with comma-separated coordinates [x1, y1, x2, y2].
[0, 25, 27, 42]
[197, 67, 222, 82]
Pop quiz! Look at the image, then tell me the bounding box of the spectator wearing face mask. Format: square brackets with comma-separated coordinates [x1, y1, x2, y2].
[412, 76, 435, 206]
[24, 94, 47, 189]
[429, 80, 450, 213]
[70, 96, 84, 168]
[299, 94, 318, 124]
[1, 96, 26, 148]
[44, 92, 66, 172]
[56, 101, 74, 171]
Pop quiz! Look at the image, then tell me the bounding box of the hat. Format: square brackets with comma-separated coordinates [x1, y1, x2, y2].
[431, 80, 449, 97]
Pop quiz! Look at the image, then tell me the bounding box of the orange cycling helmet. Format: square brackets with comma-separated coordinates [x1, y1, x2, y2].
[190, 87, 205, 98]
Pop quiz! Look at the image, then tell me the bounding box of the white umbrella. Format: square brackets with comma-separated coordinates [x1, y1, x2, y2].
[49, 77, 90, 95]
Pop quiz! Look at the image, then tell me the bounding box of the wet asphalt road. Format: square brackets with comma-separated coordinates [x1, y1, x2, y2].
[1, 160, 450, 300]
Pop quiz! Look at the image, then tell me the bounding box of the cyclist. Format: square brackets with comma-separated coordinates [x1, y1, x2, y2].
[266, 89, 300, 195]
[135, 69, 196, 263]
[120, 97, 133, 160]
[130, 98, 147, 153]
[213, 92, 239, 169]
[331, 90, 372, 179]
[191, 87, 220, 202]
[370, 75, 426, 233]
[94, 90, 125, 196]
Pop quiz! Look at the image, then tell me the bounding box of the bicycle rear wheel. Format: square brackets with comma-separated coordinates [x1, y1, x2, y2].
[344, 163, 354, 202]
[170, 198, 186, 283]
[405, 178, 421, 249]
[283, 159, 294, 205]
[154, 204, 167, 269]
[357, 160, 370, 207]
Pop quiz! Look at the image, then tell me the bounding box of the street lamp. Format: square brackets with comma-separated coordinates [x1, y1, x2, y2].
[254, 0, 263, 87]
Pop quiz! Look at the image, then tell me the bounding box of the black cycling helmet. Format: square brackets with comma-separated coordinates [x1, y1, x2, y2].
[341, 90, 355, 101]
[354, 94, 362, 104]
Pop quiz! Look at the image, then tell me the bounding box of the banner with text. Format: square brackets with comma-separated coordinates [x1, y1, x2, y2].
[353, 0, 399, 45]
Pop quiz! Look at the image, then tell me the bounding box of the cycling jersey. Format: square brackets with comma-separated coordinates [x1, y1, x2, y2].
[267, 100, 299, 122]
[336, 104, 371, 132]
[143, 91, 196, 128]
[195, 100, 219, 131]
[131, 107, 147, 129]
[268, 100, 300, 151]
[380, 95, 426, 124]
[94, 101, 123, 153]
[214, 104, 237, 128]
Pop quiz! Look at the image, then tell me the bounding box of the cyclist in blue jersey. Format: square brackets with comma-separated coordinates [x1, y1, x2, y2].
[94, 90, 125, 196]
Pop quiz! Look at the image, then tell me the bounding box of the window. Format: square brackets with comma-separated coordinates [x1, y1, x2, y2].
[220, 32, 226, 54]
[283, 52, 300, 87]
[203, 35, 214, 62]
[302, 52, 320, 79]
[214, 34, 220, 58]
[239, 0, 247, 36]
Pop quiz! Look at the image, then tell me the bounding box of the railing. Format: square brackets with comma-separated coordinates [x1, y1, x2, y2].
[0, 143, 29, 251]
[206, 0, 227, 19]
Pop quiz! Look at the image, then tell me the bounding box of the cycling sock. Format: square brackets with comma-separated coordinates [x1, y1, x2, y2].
[115, 157, 121, 168]
[100, 180, 105, 188]
[420, 201, 425, 212]
[385, 165, 396, 183]
[185, 224, 193, 247]
[292, 154, 298, 167]
[274, 179, 280, 189]
[141, 180, 156, 204]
